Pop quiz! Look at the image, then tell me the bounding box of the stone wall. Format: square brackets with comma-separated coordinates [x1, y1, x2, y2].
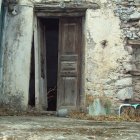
[85, 0, 131, 115]
[113, 0, 140, 102]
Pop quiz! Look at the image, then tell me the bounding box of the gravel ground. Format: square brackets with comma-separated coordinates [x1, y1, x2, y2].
[0, 116, 140, 140]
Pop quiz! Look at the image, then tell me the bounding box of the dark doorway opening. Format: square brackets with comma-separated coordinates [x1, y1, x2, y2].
[28, 39, 35, 107]
[43, 18, 59, 111]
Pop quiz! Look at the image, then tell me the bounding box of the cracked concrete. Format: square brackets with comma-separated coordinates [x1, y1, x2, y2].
[0, 116, 140, 140]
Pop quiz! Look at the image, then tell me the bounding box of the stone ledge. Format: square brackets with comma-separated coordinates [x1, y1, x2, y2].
[116, 1, 140, 7]
[128, 39, 140, 45]
[127, 69, 140, 76]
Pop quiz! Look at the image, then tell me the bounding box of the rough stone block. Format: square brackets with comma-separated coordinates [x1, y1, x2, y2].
[117, 87, 133, 100]
[130, 12, 140, 20]
[115, 78, 132, 86]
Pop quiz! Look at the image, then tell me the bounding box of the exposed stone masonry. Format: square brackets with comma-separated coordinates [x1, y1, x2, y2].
[113, 0, 140, 102]
[85, 0, 140, 115]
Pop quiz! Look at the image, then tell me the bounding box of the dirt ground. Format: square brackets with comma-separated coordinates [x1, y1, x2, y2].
[0, 116, 140, 140]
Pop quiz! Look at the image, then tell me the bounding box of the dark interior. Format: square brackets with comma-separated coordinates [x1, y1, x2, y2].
[44, 18, 59, 111]
[29, 39, 35, 107]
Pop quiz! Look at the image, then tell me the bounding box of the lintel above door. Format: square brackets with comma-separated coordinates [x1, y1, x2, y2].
[34, 1, 100, 11]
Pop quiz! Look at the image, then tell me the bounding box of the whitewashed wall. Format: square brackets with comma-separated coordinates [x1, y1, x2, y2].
[2, 4, 34, 110]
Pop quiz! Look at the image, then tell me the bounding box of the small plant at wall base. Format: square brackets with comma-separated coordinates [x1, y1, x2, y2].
[100, 96, 112, 114]
[69, 95, 140, 121]
[86, 94, 94, 105]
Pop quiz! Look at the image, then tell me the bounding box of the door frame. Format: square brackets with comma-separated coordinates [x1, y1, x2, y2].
[34, 10, 86, 111]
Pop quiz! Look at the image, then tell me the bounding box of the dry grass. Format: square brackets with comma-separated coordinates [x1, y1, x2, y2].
[69, 110, 140, 122]
[0, 106, 140, 122]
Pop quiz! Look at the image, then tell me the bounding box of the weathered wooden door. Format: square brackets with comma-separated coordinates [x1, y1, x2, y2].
[57, 18, 82, 111]
[34, 17, 47, 110]
[39, 20, 47, 110]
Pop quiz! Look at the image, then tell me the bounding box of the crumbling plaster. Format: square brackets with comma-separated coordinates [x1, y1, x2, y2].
[84, 0, 137, 113]
[85, 0, 140, 114]
[1, 0, 140, 113]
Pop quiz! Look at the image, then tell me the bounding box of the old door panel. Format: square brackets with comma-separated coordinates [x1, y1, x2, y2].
[34, 16, 47, 110]
[57, 18, 82, 110]
[39, 20, 47, 110]
[59, 77, 77, 108]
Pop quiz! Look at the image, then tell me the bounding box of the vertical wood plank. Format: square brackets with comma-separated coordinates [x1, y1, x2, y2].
[34, 16, 47, 110]
[34, 14, 40, 109]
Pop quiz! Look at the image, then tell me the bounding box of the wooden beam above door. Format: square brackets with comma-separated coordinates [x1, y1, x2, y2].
[35, 11, 85, 17]
[34, 1, 100, 13]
